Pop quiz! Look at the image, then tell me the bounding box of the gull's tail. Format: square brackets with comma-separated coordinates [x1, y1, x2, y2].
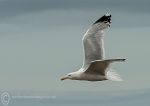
[106, 68, 123, 81]
[105, 59, 125, 81]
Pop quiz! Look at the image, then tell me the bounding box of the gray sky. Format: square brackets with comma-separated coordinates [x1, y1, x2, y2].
[0, 0, 150, 92]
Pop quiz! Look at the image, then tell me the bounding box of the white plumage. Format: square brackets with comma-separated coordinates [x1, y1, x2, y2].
[61, 14, 125, 82]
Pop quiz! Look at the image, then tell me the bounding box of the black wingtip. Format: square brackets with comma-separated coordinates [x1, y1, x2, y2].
[122, 59, 126, 61]
[94, 14, 111, 24]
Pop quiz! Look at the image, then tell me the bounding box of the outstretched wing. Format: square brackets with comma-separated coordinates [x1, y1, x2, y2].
[84, 59, 126, 75]
[82, 14, 111, 67]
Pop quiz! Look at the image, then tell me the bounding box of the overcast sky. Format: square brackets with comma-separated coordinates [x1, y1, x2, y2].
[0, 0, 150, 92]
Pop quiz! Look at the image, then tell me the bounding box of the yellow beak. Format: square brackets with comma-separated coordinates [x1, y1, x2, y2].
[60, 76, 68, 81]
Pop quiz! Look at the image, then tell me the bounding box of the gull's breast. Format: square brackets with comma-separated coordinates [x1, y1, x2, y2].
[79, 73, 107, 81]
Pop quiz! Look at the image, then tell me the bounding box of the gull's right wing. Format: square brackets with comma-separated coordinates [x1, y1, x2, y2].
[84, 59, 126, 75]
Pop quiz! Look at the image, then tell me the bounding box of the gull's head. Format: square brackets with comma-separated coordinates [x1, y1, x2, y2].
[94, 13, 111, 29]
[60, 72, 78, 81]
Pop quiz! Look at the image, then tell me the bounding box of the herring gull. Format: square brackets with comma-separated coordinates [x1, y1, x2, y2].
[61, 14, 126, 81]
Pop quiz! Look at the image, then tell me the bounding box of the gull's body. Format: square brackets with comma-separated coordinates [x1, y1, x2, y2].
[61, 14, 125, 81]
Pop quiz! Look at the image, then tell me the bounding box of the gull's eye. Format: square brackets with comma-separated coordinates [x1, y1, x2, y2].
[68, 75, 71, 77]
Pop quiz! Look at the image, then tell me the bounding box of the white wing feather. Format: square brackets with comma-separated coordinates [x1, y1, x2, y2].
[82, 22, 109, 67]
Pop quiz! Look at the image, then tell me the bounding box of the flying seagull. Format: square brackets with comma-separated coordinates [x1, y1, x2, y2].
[61, 14, 126, 81]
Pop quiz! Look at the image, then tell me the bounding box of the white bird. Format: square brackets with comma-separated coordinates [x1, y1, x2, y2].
[61, 14, 126, 81]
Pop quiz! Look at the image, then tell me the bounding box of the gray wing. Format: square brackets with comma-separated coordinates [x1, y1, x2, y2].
[84, 60, 109, 75]
[82, 14, 111, 67]
[84, 59, 126, 75]
[82, 30, 105, 66]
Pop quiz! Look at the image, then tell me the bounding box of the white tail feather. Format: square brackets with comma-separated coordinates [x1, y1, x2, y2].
[106, 68, 123, 81]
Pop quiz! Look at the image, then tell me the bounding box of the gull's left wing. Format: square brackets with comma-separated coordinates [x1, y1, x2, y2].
[82, 14, 111, 67]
